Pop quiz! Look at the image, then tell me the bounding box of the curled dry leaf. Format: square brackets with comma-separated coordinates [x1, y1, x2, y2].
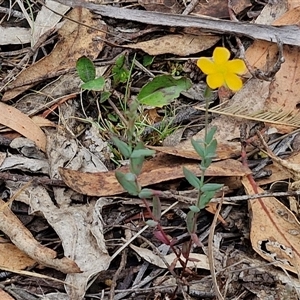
[0, 102, 46, 152]
[0, 198, 80, 274]
[59, 153, 251, 196]
[242, 176, 300, 274]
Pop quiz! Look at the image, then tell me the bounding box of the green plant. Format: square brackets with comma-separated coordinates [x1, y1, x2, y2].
[76, 49, 247, 285]
[76, 56, 106, 91]
[112, 55, 130, 86]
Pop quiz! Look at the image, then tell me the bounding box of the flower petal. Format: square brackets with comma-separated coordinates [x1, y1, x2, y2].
[197, 58, 217, 74]
[213, 47, 230, 64]
[225, 73, 243, 91]
[207, 73, 225, 89]
[226, 59, 246, 74]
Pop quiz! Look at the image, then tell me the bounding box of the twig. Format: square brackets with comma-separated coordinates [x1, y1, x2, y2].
[56, 1, 300, 47]
[182, 0, 199, 15]
[109, 249, 127, 300]
[161, 189, 300, 204]
[207, 197, 224, 300]
[0, 172, 67, 187]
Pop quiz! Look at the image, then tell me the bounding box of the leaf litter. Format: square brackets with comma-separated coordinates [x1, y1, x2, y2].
[1, 0, 300, 299]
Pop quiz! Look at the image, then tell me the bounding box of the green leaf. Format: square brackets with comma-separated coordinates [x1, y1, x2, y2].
[205, 139, 217, 157]
[115, 55, 125, 68]
[138, 188, 154, 199]
[198, 191, 216, 209]
[201, 183, 223, 192]
[100, 91, 111, 103]
[130, 156, 145, 176]
[111, 136, 132, 158]
[204, 86, 212, 98]
[129, 142, 149, 175]
[112, 55, 129, 84]
[81, 77, 105, 91]
[115, 171, 140, 196]
[108, 113, 118, 122]
[191, 139, 205, 158]
[183, 167, 201, 189]
[205, 126, 217, 144]
[76, 56, 96, 82]
[130, 149, 155, 158]
[152, 195, 161, 220]
[186, 211, 196, 234]
[189, 205, 200, 213]
[137, 75, 192, 107]
[146, 220, 158, 227]
[200, 157, 212, 170]
[143, 55, 154, 67]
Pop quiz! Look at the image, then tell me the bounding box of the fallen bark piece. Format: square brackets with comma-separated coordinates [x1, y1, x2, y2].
[53, 0, 300, 46]
[0, 198, 80, 274]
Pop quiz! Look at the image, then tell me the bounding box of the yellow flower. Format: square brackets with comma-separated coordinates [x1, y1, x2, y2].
[197, 47, 246, 91]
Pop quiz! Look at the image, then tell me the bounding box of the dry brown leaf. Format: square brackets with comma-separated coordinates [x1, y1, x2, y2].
[245, 6, 300, 133]
[242, 176, 300, 274]
[205, 203, 227, 226]
[3, 8, 107, 101]
[193, 0, 251, 18]
[289, 0, 300, 9]
[0, 243, 36, 270]
[31, 115, 57, 128]
[138, 0, 181, 13]
[0, 102, 46, 152]
[148, 140, 243, 160]
[126, 34, 220, 56]
[59, 153, 251, 196]
[130, 244, 209, 269]
[0, 198, 80, 274]
[0, 289, 15, 300]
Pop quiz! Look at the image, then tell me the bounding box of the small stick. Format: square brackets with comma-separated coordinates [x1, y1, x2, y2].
[208, 196, 225, 300]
